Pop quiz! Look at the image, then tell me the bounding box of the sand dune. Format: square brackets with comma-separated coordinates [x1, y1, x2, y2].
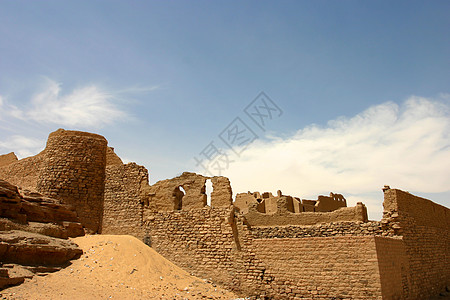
[1, 235, 238, 300]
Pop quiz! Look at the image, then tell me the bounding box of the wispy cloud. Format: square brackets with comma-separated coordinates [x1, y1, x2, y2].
[0, 95, 24, 120]
[23, 79, 128, 128]
[0, 135, 45, 159]
[214, 95, 450, 220]
[0, 78, 158, 158]
[0, 78, 141, 128]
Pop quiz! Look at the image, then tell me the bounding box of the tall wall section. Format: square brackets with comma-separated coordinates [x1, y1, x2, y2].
[36, 129, 107, 233]
[102, 162, 148, 239]
[382, 189, 450, 299]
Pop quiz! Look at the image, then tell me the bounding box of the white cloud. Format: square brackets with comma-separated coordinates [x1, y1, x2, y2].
[0, 79, 132, 128]
[0, 135, 45, 159]
[211, 95, 450, 220]
[24, 79, 128, 128]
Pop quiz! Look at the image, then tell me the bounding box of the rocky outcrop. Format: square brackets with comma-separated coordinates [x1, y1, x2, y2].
[0, 231, 82, 290]
[0, 266, 27, 290]
[0, 179, 84, 239]
[0, 180, 84, 290]
[0, 230, 82, 266]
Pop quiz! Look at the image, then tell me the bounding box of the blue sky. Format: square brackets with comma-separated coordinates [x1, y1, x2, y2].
[1, 1, 449, 219]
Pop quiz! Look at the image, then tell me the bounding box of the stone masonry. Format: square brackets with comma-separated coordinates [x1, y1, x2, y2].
[0, 129, 448, 299]
[36, 129, 107, 233]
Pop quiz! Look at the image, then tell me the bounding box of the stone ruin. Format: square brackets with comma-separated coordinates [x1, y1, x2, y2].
[0, 128, 449, 299]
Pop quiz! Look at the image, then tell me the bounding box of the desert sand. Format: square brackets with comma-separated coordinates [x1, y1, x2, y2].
[1, 235, 239, 300]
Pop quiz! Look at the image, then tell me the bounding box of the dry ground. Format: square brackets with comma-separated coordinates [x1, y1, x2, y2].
[1, 235, 239, 300]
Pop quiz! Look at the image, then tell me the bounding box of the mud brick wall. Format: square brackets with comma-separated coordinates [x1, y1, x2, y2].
[374, 236, 408, 299]
[0, 152, 45, 191]
[36, 129, 107, 233]
[102, 163, 148, 239]
[245, 201, 368, 226]
[141, 206, 403, 299]
[142, 207, 269, 296]
[252, 236, 384, 300]
[250, 220, 395, 239]
[0, 152, 18, 167]
[383, 189, 450, 299]
[143, 208, 238, 289]
[210, 176, 233, 207]
[106, 147, 123, 166]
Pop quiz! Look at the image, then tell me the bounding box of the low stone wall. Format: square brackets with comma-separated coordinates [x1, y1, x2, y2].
[250, 220, 397, 239]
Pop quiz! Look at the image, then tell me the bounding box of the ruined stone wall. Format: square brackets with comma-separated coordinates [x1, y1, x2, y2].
[106, 147, 123, 166]
[252, 237, 384, 299]
[244, 198, 368, 226]
[4, 128, 448, 298]
[141, 204, 402, 299]
[210, 176, 233, 207]
[0, 152, 18, 167]
[143, 207, 248, 293]
[234, 192, 257, 214]
[374, 235, 408, 299]
[250, 220, 395, 239]
[0, 152, 45, 191]
[102, 163, 148, 239]
[382, 189, 450, 299]
[235, 191, 347, 215]
[146, 173, 233, 212]
[36, 129, 107, 233]
[147, 172, 207, 211]
[315, 193, 347, 212]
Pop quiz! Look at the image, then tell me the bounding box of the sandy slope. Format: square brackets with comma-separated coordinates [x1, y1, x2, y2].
[1, 235, 238, 300]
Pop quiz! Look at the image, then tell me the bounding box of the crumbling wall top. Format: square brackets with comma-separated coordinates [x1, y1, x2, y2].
[235, 190, 347, 214]
[0, 152, 18, 168]
[145, 172, 233, 211]
[245, 197, 368, 226]
[145, 172, 208, 211]
[37, 128, 108, 233]
[48, 128, 107, 141]
[106, 147, 123, 166]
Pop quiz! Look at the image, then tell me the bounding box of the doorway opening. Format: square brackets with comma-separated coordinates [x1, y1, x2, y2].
[173, 185, 185, 210]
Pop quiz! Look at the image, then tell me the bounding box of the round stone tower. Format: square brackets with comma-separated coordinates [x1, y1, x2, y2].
[37, 129, 107, 233]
